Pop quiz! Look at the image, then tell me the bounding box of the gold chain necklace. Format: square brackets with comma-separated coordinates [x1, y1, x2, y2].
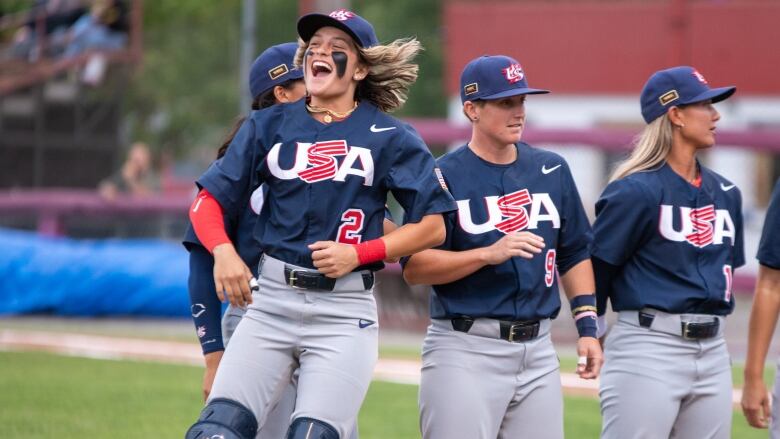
[306, 101, 358, 123]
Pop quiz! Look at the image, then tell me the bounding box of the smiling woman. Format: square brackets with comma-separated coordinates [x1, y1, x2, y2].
[184, 8, 456, 439]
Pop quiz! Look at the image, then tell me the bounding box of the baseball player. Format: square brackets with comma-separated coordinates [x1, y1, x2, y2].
[184, 41, 305, 439]
[593, 66, 742, 439]
[741, 178, 780, 434]
[402, 55, 602, 439]
[185, 9, 456, 439]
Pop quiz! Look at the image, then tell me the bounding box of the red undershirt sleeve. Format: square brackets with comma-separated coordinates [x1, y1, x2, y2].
[189, 189, 231, 253]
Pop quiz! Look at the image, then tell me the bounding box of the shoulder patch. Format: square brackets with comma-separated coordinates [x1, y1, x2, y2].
[434, 167, 449, 191]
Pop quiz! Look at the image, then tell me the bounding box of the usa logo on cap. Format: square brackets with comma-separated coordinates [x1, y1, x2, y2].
[330, 9, 355, 21]
[692, 69, 708, 84]
[503, 64, 525, 84]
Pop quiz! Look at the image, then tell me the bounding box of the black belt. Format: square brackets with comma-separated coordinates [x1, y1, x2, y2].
[283, 266, 374, 291]
[451, 317, 541, 342]
[638, 311, 720, 340]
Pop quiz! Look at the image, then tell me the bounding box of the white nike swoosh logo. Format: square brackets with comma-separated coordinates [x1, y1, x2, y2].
[721, 183, 735, 191]
[541, 164, 561, 174]
[370, 124, 396, 133]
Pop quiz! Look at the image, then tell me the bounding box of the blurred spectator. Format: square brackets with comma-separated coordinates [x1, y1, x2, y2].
[62, 0, 128, 57]
[98, 142, 159, 199]
[10, 0, 87, 60]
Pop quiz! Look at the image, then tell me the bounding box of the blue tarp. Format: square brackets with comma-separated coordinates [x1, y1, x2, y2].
[0, 228, 190, 316]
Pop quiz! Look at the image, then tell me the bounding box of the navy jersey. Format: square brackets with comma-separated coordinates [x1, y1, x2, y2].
[757, 179, 780, 269]
[198, 99, 455, 269]
[425, 143, 592, 321]
[592, 162, 744, 316]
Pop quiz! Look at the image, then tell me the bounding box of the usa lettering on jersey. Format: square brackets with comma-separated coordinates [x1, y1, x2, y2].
[658, 204, 736, 247]
[457, 188, 560, 234]
[267, 140, 375, 186]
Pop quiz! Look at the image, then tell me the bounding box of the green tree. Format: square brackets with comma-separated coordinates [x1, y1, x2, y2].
[126, 0, 443, 158]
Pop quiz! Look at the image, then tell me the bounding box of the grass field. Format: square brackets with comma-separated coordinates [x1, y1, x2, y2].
[0, 351, 769, 438]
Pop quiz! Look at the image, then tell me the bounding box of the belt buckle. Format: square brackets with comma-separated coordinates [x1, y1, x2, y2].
[288, 269, 305, 289]
[507, 323, 519, 342]
[681, 321, 696, 340]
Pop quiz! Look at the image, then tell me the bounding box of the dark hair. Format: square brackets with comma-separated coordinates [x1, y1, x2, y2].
[215, 79, 302, 159]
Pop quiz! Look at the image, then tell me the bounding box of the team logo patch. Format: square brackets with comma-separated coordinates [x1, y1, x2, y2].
[191, 303, 206, 318]
[434, 167, 449, 191]
[692, 69, 708, 84]
[268, 64, 289, 80]
[502, 63, 524, 84]
[330, 9, 355, 21]
[463, 82, 478, 96]
[197, 326, 207, 338]
[659, 90, 679, 106]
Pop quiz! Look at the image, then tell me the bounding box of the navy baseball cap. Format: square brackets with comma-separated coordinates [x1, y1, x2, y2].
[460, 55, 549, 103]
[297, 9, 379, 48]
[640, 66, 736, 123]
[248, 42, 304, 99]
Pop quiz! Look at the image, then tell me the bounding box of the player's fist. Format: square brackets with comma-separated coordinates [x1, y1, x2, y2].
[481, 231, 545, 265]
[212, 243, 254, 308]
[309, 241, 360, 278]
[741, 377, 770, 428]
[576, 337, 603, 380]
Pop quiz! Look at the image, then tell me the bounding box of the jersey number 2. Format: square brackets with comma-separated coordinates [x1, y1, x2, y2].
[337, 209, 365, 244]
[545, 249, 556, 287]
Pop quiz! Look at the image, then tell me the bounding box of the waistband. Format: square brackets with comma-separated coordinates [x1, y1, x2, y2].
[618, 309, 724, 340]
[259, 255, 374, 292]
[432, 317, 551, 343]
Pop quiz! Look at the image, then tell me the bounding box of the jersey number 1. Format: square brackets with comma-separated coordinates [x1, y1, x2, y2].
[337, 209, 365, 244]
[723, 264, 733, 302]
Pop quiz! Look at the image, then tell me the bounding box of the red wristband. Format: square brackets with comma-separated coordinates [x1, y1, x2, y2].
[190, 189, 231, 253]
[352, 239, 387, 265]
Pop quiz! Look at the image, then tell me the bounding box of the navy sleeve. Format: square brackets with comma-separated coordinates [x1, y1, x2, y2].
[187, 245, 224, 355]
[593, 256, 620, 316]
[387, 126, 456, 223]
[732, 187, 746, 269]
[555, 161, 593, 275]
[758, 179, 780, 269]
[196, 118, 261, 217]
[182, 223, 201, 251]
[591, 178, 655, 266]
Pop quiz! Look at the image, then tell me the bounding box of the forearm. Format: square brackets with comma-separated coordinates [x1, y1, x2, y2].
[560, 259, 596, 300]
[382, 214, 445, 259]
[404, 247, 491, 285]
[745, 266, 780, 380]
[188, 246, 225, 354]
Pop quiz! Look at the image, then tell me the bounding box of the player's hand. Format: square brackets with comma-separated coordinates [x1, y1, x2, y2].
[481, 231, 545, 265]
[575, 337, 603, 380]
[309, 241, 360, 278]
[741, 376, 771, 428]
[202, 350, 224, 402]
[212, 243, 254, 308]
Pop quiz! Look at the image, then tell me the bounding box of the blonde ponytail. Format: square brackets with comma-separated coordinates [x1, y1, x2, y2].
[610, 114, 673, 182]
